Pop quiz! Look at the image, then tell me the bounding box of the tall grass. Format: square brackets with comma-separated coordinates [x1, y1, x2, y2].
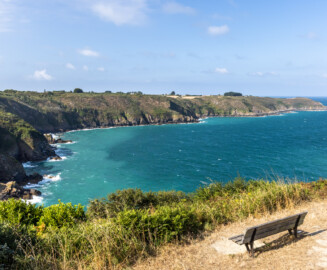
[0, 178, 326, 269]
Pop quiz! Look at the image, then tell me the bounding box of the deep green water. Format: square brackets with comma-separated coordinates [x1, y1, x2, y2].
[24, 98, 327, 206]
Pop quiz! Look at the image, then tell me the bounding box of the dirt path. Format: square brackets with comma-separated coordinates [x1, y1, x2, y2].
[133, 199, 327, 270]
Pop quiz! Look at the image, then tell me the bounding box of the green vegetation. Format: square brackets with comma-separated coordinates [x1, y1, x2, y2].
[224, 91, 243, 96]
[73, 88, 84, 93]
[0, 178, 326, 269]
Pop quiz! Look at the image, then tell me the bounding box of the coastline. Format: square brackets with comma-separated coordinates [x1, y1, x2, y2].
[22, 108, 327, 204]
[53, 108, 327, 134]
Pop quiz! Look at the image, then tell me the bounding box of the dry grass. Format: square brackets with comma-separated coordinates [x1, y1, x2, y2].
[133, 198, 327, 270]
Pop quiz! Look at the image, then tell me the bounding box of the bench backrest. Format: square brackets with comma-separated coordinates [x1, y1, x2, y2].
[241, 211, 307, 244]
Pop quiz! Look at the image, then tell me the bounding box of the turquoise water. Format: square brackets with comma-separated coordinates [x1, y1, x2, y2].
[25, 98, 327, 206]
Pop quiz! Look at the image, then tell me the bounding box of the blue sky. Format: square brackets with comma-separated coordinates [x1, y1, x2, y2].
[1, 0, 327, 96]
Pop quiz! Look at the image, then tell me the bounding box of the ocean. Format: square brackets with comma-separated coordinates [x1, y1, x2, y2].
[24, 97, 327, 206]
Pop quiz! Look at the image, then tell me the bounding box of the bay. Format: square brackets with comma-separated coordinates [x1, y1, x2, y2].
[25, 97, 327, 206]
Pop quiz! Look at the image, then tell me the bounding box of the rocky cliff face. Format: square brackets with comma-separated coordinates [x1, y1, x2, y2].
[0, 118, 56, 162]
[0, 153, 26, 183]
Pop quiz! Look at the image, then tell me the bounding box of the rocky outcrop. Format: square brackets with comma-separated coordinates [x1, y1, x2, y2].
[0, 123, 56, 163]
[0, 181, 41, 200]
[44, 134, 73, 144]
[50, 156, 62, 161]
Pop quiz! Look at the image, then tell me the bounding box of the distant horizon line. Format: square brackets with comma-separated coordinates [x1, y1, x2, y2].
[1, 89, 326, 98]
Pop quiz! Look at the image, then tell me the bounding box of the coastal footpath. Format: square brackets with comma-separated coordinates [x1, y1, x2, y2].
[0, 90, 326, 198]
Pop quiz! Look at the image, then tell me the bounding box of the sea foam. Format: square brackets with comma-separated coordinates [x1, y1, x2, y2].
[25, 195, 43, 204]
[24, 173, 62, 189]
[22, 162, 36, 168]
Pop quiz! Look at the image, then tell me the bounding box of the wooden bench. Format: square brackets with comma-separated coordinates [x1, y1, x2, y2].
[229, 211, 308, 257]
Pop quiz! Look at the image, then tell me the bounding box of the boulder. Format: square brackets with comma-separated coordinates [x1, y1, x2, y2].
[55, 138, 73, 144]
[50, 156, 62, 161]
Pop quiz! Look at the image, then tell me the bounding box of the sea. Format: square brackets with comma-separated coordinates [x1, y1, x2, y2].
[23, 97, 327, 206]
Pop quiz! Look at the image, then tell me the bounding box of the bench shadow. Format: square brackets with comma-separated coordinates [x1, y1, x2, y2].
[254, 229, 327, 257]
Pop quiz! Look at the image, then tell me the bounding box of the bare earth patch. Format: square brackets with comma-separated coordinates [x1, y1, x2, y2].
[133, 199, 327, 270]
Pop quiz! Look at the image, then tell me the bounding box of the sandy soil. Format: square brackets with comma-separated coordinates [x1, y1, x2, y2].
[133, 199, 327, 270]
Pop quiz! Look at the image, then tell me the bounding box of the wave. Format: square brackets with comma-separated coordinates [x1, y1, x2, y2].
[22, 162, 36, 168]
[25, 195, 44, 204]
[24, 173, 62, 189]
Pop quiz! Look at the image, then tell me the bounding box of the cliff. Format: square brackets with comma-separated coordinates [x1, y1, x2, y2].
[0, 91, 325, 133]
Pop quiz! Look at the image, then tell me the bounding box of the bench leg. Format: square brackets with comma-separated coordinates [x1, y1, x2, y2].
[294, 226, 298, 238]
[245, 243, 250, 253]
[245, 242, 255, 258]
[288, 227, 299, 238]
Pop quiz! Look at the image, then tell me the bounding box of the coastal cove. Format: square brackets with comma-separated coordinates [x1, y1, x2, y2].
[25, 98, 327, 206]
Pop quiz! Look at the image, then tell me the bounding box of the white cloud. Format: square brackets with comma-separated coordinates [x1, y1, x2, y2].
[66, 63, 76, 70]
[92, 0, 148, 26]
[78, 49, 99, 57]
[215, 68, 229, 74]
[32, 69, 53, 80]
[162, 2, 195, 15]
[322, 73, 327, 78]
[97, 67, 105, 71]
[208, 25, 229, 36]
[249, 71, 277, 77]
[83, 65, 89, 71]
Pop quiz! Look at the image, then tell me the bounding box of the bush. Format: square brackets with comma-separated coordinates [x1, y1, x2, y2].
[224, 91, 242, 96]
[38, 201, 86, 228]
[87, 189, 189, 219]
[115, 205, 203, 245]
[73, 88, 83, 93]
[0, 199, 43, 226]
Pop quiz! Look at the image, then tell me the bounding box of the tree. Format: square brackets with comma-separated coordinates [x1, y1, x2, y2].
[170, 91, 176, 95]
[224, 91, 242, 97]
[73, 88, 83, 93]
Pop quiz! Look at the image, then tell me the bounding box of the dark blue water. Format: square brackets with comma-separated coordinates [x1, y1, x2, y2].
[24, 97, 327, 206]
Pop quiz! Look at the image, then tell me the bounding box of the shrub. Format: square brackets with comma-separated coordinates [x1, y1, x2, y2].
[224, 91, 242, 96]
[38, 201, 86, 228]
[0, 199, 43, 226]
[73, 88, 83, 93]
[87, 189, 189, 219]
[115, 204, 203, 245]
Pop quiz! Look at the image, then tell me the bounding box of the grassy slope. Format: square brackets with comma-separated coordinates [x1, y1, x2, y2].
[0, 178, 326, 269]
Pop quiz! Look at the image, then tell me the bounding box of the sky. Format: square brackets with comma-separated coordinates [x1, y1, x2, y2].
[0, 0, 327, 96]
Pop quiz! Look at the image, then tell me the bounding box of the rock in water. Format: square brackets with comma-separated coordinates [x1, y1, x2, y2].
[50, 156, 62, 161]
[0, 181, 41, 200]
[44, 134, 73, 144]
